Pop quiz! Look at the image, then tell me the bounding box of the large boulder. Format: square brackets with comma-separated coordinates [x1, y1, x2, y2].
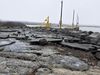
[87, 32, 100, 44]
[39, 39, 48, 46]
[48, 55, 89, 71]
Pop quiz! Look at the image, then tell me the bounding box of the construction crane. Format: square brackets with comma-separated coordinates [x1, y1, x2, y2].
[44, 16, 50, 30]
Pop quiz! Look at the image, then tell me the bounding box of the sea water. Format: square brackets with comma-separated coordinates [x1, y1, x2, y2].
[80, 27, 100, 32]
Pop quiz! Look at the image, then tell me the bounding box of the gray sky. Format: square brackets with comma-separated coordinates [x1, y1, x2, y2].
[0, 0, 100, 25]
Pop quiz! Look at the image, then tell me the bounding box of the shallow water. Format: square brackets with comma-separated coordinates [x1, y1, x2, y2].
[80, 27, 100, 32]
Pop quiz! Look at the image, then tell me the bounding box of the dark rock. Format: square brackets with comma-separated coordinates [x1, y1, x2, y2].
[61, 41, 93, 51]
[88, 31, 93, 35]
[79, 33, 88, 40]
[0, 48, 4, 51]
[39, 39, 48, 46]
[30, 38, 62, 45]
[94, 51, 100, 59]
[88, 32, 100, 44]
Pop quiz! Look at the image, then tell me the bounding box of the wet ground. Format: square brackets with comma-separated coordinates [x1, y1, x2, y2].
[0, 27, 100, 75]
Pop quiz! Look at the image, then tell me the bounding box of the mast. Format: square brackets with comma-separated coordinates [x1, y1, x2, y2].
[76, 14, 79, 26]
[76, 13, 79, 30]
[59, 0, 63, 29]
[72, 10, 75, 27]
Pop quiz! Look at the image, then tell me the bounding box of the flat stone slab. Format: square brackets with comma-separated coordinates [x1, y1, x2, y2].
[3, 40, 30, 52]
[33, 34, 57, 38]
[0, 57, 40, 75]
[0, 52, 37, 61]
[0, 34, 9, 39]
[0, 40, 15, 47]
[61, 41, 94, 51]
[48, 55, 89, 71]
[30, 38, 62, 45]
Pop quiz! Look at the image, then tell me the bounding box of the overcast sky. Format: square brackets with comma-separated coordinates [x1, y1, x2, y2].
[0, 0, 100, 25]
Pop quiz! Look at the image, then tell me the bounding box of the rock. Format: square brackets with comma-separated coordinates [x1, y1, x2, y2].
[0, 34, 9, 39]
[94, 51, 100, 59]
[0, 57, 40, 75]
[3, 40, 30, 52]
[52, 68, 86, 75]
[61, 57, 89, 71]
[39, 39, 48, 46]
[31, 46, 59, 56]
[0, 48, 4, 51]
[16, 35, 28, 40]
[88, 31, 93, 35]
[88, 32, 100, 44]
[49, 55, 89, 71]
[38, 56, 51, 63]
[35, 68, 52, 75]
[30, 38, 62, 45]
[61, 41, 93, 51]
[0, 40, 15, 47]
[41, 47, 59, 56]
[97, 61, 100, 67]
[0, 52, 37, 61]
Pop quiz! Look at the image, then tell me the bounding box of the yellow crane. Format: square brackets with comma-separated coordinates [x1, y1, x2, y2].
[44, 16, 50, 30]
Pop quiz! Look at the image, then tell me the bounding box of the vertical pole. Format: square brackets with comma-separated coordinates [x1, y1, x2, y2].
[59, 0, 63, 30]
[76, 14, 79, 31]
[76, 14, 79, 26]
[72, 10, 75, 27]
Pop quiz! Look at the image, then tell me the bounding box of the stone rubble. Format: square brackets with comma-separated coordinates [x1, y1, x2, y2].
[0, 26, 100, 75]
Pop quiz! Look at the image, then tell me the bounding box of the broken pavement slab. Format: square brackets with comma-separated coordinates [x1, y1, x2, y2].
[3, 40, 30, 52]
[0, 52, 37, 61]
[0, 40, 15, 47]
[49, 55, 89, 71]
[30, 38, 62, 45]
[61, 41, 96, 51]
[0, 57, 41, 75]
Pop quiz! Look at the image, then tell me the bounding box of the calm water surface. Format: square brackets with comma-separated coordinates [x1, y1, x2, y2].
[80, 27, 100, 32]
